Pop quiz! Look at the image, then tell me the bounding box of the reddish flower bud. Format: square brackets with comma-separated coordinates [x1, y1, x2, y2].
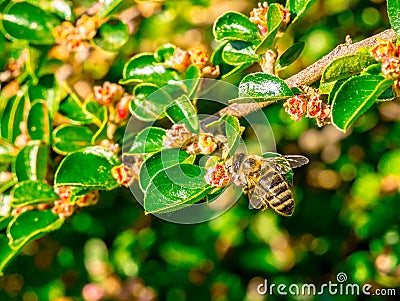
[115, 95, 132, 122]
[306, 95, 322, 118]
[381, 57, 400, 79]
[201, 65, 220, 79]
[163, 124, 192, 148]
[370, 38, 396, 62]
[204, 164, 231, 188]
[94, 81, 124, 106]
[111, 164, 135, 187]
[12, 205, 34, 216]
[198, 134, 218, 155]
[170, 48, 191, 72]
[76, 190, 99, 207]
[75, 15, 99, 40]
[284, 95, 307, 121]
[55, 186, 72, 201]
[250, 2, 268, 28]
[186, 142, 200, 155]
[316, 103, 331, 127]
[52, 200, 74, 218]
[37, 204, 51, 210]
[189, 47, 209, 69]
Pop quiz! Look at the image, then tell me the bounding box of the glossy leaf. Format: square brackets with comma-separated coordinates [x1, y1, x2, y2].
[331, 75, 393, 131]
[221, 115, 241, 157]
[286, 0, 317, 24]
[98, 0, 124, 17]
[238, 72, 293, 99]
[221, 63, 251, 79]
[12, 141, 48, 182]
[129, 84, 172, 122]
[388, 0, 400, 39]
[185, 65, 201, 98]
[321, 54, 376, 83]
[255, 3, 282, 54]
[7, 210, 64, 250]
[1, 94, 26, 143]
[52, 125, 94, 155]
[27, 101, 51, 143]
[127, 127, 166, 155]
[121, 53, 181, 86]
[11, 181, 59, 207]
[154, 44, 176, 63]
[93, 19, 129, 52]
[0, 234, 24, 274]
[59, 96, 93, 124]
[144, 164, 212, 214]
[84, 100, 107, 127]
[139, 149, 194, 192]
[55, 146, 120, 190]
[222, 41, 259, 65]
[39, 0, 74, 22]
[1, 2, 60, 45]
[277, 41, 305, 68]
[166, 95, 200, 133]
[0, 139, 17, 164]
[213, 12, 260, 42]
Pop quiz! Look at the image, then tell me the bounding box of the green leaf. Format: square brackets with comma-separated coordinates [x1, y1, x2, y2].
[7, 210, 64, 250]
[127, 127, 166, 155]
[286, 0, 317, 24]
[93, 19, 129, 52]
[211, 41, 229, 65]
[277, 41, 305, 68]
[11, 180, 58, 207]
[139, 149, 194, 192]
[185, 65, 201, 98]
[121, 53, 181, 86]
[55, 146, 120, 190]
[144, 164, 212, 214]
[38, 0, 74, 22]
[221, 115, 241, 157]
[321, 54, 376, 83]
[27, 100, 51, 143]
[83, 100, 107, 127]
[388, 0, 400, 39]
[327, 78, 347, 104]
[0, 138, 17, 164]
[154, 43, 176, 63]
[98, 0, 124, 17]
[238, 72, 293, 99]
[255, 3, 282, 54]
[331, 75, 393, 132]
[12, 141, 48, 181]
[1, 94, 26, 143]
[0, 234, 24, 274]
[222, 41, 259, 65]
[52, 125, 94, 155]
[1, 2, 60, 45]
[213, 12, 260, 42]
[221, 63, 251, 79]
[166, 95, 199, 133]
[59, 96, 93, 124]
[129, 84, 172, 122]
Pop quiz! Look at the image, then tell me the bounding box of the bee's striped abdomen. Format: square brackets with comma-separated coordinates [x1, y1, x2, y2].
[260, 172, 295, 216]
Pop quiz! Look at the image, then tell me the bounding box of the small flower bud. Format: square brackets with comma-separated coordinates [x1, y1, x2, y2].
[76, 190, 99, 207]
[201, 65, 220, 78]
[186, 142, 200, 155]
[370, 38, 396, 62]
[204, 164, 231, 188]
[277, 3, 291, 27]
[14, 134, 30, 149]
[55, 186, 72, 201]
[284, 95, 307, 121]
[381, 57, 400, 79]
[306, 95, 322, 118]
[316, 103, 331, 127]
[189, 47, 209, 69]
[11, 205, 34, 216]
[198, 134, 218, 155]
[93, 81, 124, 106]
[131, 156, 144, 180]
[52, 200, 74, 218]
[249, 2, 268, 28]
[99, 139, 119, 154]
[163, 124, 192, 148]
[37, 204, 51, 210]
[75, 15, 99, 40]
[53, 22, 75, 42]
[170, 48, 191, 72]
[115, 95, 132, 122]
[111, 164, 135, 187]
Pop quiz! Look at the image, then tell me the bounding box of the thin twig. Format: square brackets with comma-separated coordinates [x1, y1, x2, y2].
[217, 29, 396, 118]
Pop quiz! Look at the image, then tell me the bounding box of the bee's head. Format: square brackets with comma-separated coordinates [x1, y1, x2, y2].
[242, 155, 261, 174]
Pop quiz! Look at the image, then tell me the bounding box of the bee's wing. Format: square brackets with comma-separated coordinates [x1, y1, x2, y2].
[262, 157, 292, 174]
[284, 155, 309, 169]
[246, 178, 263, 209]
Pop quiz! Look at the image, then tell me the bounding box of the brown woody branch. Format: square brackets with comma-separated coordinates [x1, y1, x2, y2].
[218, 29, 396, 118]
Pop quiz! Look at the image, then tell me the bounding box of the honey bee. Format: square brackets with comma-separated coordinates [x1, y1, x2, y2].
[225, 153, 309, 216]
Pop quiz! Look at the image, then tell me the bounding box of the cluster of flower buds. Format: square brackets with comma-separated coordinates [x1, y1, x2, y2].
[162, 124, 220, 155]
[370, 38, 400, 89]
[170, 46, 220, 78]
[0, 52, 26, 83]
[249, 2, 291, 37]
[284, 93, 331, 127]
[204, 163, 231, 188]
[53, 15, 101, 52]
[111, 161, 142, 187]
[52, 186, 100, 218]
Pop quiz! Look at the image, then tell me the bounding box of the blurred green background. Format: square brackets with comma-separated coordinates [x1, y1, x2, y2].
[1, 0, 400, 300]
